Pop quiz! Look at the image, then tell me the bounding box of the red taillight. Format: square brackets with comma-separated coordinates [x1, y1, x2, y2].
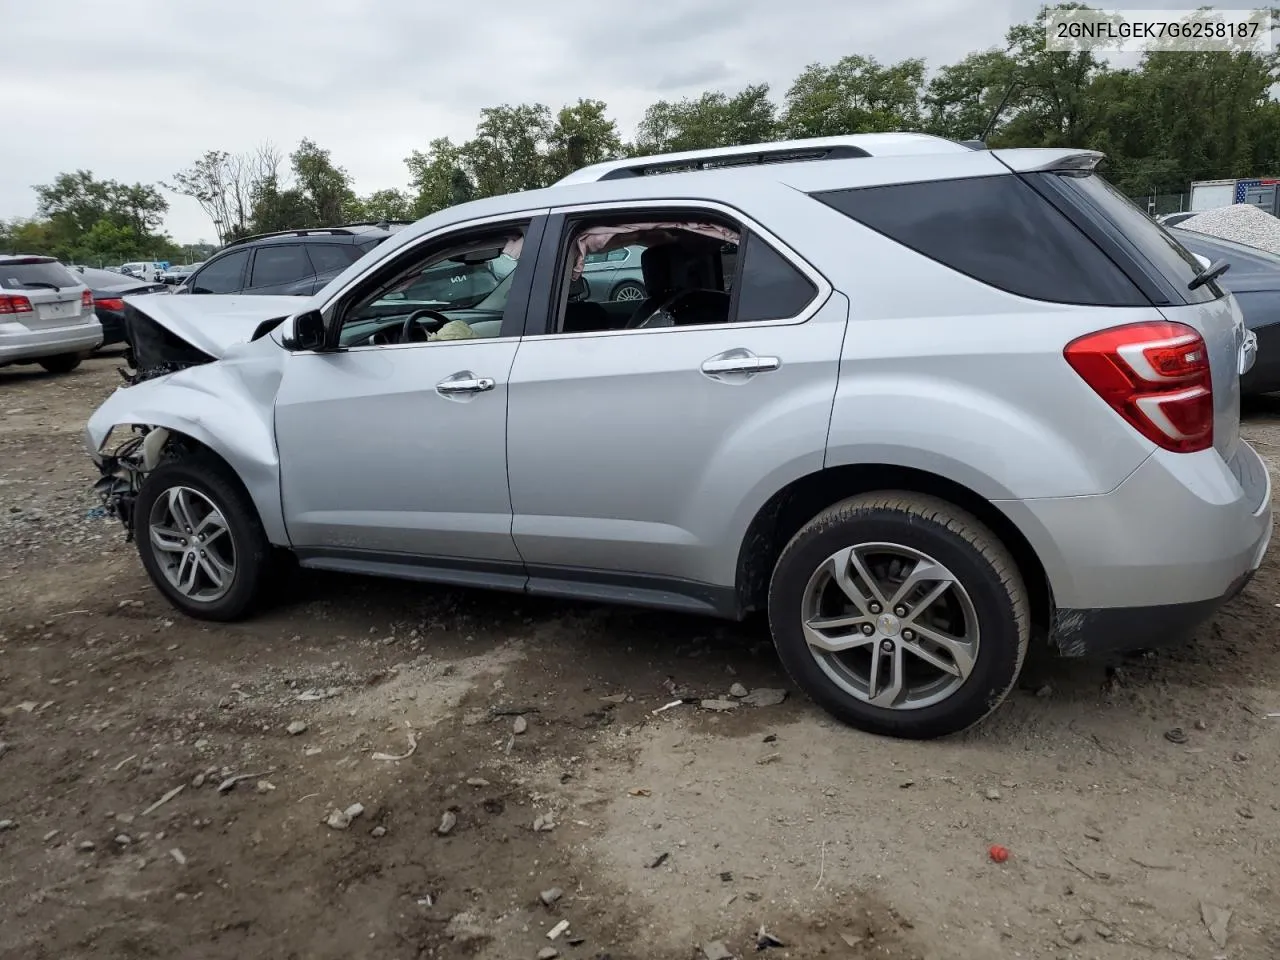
[81, 289, 93, 308]
[1064, 321, 1214, 453]
[95, 297, 126, 311]
[0, 294, 33, 315]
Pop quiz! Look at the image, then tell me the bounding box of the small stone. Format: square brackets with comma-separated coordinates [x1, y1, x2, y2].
[286, 721, 308, 736]
[1035, 683, 1053, 698]
[169, 848, 187, 865]
[114, 834, 132, 846]
[466, 777, 490, 787]
[728, 682, 749, 698]
[538, 948, 560, 960]
[1194, 719, 1208, 731]
[540, 886, 564, 906]
[533, 813, 556, 832]
[304, 746, 322, 757]
[193, 739, 209, 750]
[191, 773, 205, 788]
[700, 699, 738, 712]
[256, 780, 275, 794]
[599, 693, 628, 703]
[326, 809, 355, 830]
[1063, 927, 1086, 944]
[43, 830, 59, 842]
[438, 810, 457, 835]
[78, 840, 96, 852]
[0, 819, 15, 832]
[0, 742, 8, 759]
[762, 733, 777, 743]
[900, 779, 915, 789]
[742, 687, 787, 707]
[985, 788, 1002, 801]
[702, 941, 734, 960]
[1095, 925, 1114, 939]
[513, 716, 528, 735]
[444, 911, 488, 944]
[1233, 752, 1249, 762]
[371, 826, 387, 838]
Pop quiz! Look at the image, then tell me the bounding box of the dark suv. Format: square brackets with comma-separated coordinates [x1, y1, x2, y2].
[175, 222, 410, 297]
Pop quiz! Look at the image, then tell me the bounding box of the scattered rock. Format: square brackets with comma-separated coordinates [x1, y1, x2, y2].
[286, 721, 308, 736]
[647, 851, 670, 869]
[438, 811, 457, 835]
[0, 742, 7, 760]
[42, 830, 59, 842]
[1062, 927, 1086, 945]
[985, 788, 1002, 801]
[533, 813, 556, 832]
[702, 941, 734, 960]
[170, 848, 187, 865]
[900, 779, 915, 789]
[191, 773, 205, 788]
[540, 886, 564, 907]
[1233, 752, 1249, 763]
[756, 925, 785, 949]
[538, 948, 560, 960]
[114, 834, 132, 846]
[466, 777, 490, 787]
[445, 911, 489, 944]
[0, 819, 15, 832]
[1194, 719, 1208, 731]
[1035, 683, 1053, 698]
[255, 780, 275, 794]
[513, 715, 528, 735]
[371, 825, 387, 838]
[728, 682, 749, 698]
[1095, 924, 1114, 939]
[1201, 901, 1232, 949]
[1164, 727, 1188, 744]
[78, 841, 96, 852]
[546, 918, 570, 940]
[743, 687, 787, 707]
[326, 804, 365, 831]
[700, 699, 738, 712]
[599, 693, 628, 704]
[304, 746, 322, 757]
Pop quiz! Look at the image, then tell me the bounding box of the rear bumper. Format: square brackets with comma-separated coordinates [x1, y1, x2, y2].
[997, 440, 1273, 655]
[0, 317, 103, 363]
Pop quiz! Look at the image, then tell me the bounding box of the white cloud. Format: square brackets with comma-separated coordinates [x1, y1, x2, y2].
[2, 0, 1068, 243]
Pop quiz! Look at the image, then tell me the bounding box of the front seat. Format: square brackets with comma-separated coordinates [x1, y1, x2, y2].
[626, 243, 715, 328]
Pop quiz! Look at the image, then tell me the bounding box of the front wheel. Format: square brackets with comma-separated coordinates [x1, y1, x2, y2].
[132, 456, 272, 621]
[610, 280, 646, 302]
[767, 492, 1029, 739]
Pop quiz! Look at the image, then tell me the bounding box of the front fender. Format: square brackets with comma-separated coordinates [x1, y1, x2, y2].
[86, 347, 289, 545]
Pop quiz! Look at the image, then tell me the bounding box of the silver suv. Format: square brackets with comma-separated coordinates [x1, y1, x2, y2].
[85, 134, 1273, 739]
[0, 255, 102, 373]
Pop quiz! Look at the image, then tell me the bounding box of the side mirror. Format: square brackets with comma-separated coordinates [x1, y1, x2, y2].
[291, 310, 326, 351]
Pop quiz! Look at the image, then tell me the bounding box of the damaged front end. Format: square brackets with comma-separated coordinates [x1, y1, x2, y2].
[119, 302, 218, 386]
[92, 426, 174, 540]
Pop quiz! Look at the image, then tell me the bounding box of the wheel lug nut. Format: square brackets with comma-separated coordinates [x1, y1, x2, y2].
[895, 606, 907, 617]
[880, 639, 894, 653]
[861, 624, 874, 635]
[903, 629, 914, 641]
[869, 603, 881, 614]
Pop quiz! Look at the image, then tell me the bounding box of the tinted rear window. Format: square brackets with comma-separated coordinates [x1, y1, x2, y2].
[812, 175, 1149, 307]
[1044, 172, 1222, 304]
[308, 243, 362, 274]
[0, 260, 81, 291]
[735, 232, 818, 321]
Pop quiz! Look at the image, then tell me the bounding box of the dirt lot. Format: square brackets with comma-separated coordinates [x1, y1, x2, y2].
[1, 353, 1279, 960]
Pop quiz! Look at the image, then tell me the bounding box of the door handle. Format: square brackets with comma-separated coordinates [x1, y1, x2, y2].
[700, 353, 780, 376]
[436, 374, 495, 395]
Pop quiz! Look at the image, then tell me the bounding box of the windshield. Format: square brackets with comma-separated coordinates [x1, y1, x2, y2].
[374, 253, 516, 311]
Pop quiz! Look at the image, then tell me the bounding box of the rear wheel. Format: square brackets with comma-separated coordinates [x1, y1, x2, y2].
[611, 280, 646, 302]
[39, 353, 83, 374]
[767, 492, 1029, 739]
[132, 456, 271, 621]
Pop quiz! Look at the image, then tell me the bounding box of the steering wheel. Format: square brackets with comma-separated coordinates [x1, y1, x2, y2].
[400, 308, 453, 343]
[630, 289, 726, 329]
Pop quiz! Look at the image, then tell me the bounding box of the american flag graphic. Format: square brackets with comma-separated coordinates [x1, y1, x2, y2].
[1235, 179, 1278, 202]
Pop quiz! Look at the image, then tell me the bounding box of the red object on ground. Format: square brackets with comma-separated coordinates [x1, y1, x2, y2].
[988, 844, 1010, 863]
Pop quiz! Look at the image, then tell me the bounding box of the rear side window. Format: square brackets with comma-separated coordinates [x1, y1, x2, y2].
[736, 232, 818, 321]
[308, 243, 359, 274]
[0, 259, 80, 290]
[251, 244, 312, 288]
[812, 175, 1149, 307]
[1041, 172, 1222, 304]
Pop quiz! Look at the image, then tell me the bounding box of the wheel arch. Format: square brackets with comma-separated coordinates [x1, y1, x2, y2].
[734, 463, 1052, 636]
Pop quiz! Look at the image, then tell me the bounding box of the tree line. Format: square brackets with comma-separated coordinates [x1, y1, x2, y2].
[5, 2, 1280, 263]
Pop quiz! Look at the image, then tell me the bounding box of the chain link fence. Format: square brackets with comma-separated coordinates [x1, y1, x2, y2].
[1129, 192, 1191, 216]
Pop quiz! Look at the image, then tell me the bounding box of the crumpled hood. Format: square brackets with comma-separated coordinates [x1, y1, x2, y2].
[123, 293, 305, 358]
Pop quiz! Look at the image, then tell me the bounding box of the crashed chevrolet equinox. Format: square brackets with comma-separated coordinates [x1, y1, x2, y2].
[85, 134, 1273, 739]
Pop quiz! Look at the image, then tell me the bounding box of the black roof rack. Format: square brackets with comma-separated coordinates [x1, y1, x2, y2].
[596, 144, 872, 181]
[223, 220, 414, 249]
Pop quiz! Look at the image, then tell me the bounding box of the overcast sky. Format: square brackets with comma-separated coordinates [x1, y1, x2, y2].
[4, 0, 1153, 243]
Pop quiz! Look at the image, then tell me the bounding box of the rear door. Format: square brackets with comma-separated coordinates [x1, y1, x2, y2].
[187, 250, 250, 295]
[503, 202, 847, 608]
[0, 258, 88, 328]
[245, 243, 315, 295]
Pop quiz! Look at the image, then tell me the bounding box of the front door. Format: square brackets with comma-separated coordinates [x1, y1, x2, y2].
[273, 214, 546, 573]
[504, 204, 847, 608]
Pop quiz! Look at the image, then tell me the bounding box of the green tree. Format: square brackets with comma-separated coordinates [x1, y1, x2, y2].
[360, 188, 414, 222]
[405, 137, 476, 217]
[633, 85, 777, 154]
[544, 99, 623, 181]
[781, 56, 926, 137]
[290, 138, 359, 225]
[922, 50, 1018, 141]
[462, 104, 555, 196]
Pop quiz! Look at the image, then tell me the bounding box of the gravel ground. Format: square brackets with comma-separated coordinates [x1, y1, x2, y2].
[1, 353, 1279, 960]
[1178, 203, 1280, 254]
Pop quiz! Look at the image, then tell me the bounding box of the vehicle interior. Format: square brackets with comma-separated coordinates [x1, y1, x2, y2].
[334, 219, 743, 348]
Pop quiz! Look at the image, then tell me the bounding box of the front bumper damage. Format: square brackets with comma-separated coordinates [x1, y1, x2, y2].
[92, 426, 172, 540]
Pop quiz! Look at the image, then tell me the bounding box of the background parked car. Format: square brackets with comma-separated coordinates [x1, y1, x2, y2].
[160, 263, 200, 285]
[71, 265, 168, 348]
[581, 244, 647, 302]
[176, 223, 409, 297]
[1158, 211, 1198, 227]
[0, 255, 102, 373]
[120, 261, 167, 282]
[1172, 225, 1280, 395]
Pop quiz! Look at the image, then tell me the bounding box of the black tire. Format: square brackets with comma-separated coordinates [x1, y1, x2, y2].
[610, 280, 646, 302]
[132, 454, 272, 622]
[38, 353, 83, 374]
[767, 492, 1029, 740]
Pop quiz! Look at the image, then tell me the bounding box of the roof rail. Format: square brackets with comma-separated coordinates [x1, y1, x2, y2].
[222, 221, 413, 249]
[554, 133, 975, 186]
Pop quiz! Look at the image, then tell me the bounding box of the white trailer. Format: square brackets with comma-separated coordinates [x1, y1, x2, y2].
[1189, 178, 1280, 214]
